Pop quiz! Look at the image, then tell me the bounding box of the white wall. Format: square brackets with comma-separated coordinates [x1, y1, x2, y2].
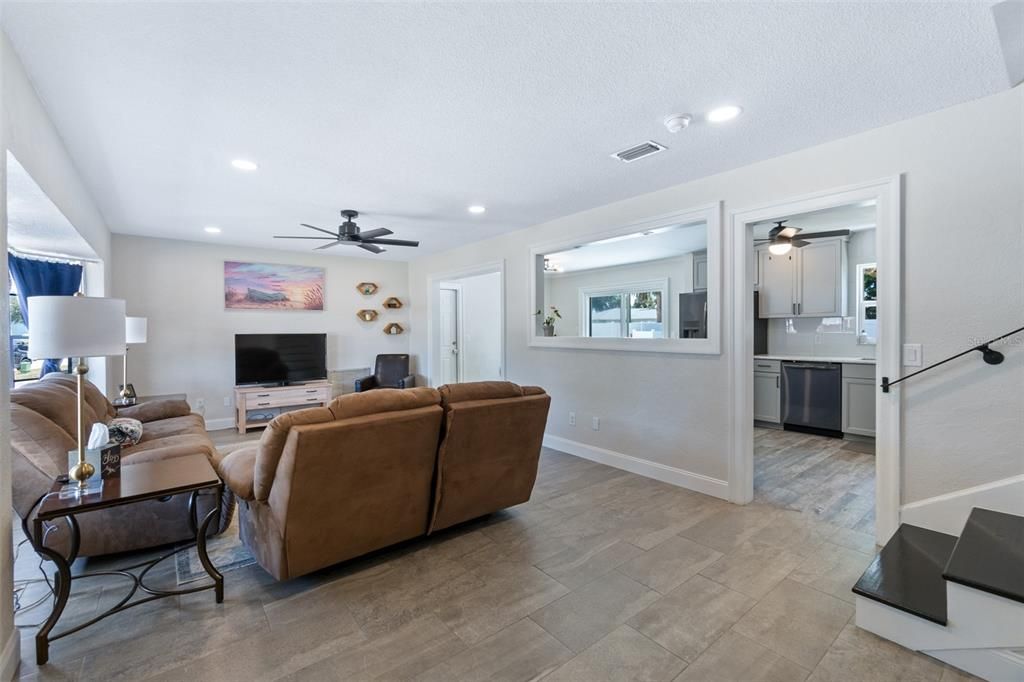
[111, 235, 410, 426]
[3, 30, 119, 677]
[408, 85, 1024, 504]
[767, 229, 877, 359]
[456, 271, 502, 382]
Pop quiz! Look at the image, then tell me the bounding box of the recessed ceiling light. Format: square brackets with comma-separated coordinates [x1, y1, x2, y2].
[467, 205, 486, 214]
[231, 159, 259, 171]
[706, 105, 743, 123]
[204, 226, 222, 234]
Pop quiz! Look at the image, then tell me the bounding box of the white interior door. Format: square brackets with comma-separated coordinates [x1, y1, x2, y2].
[438, 288, 460, 384]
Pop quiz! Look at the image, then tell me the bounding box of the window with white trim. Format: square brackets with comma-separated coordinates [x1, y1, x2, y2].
[580, 279, 668, 338]
[857, 262, 877, 345]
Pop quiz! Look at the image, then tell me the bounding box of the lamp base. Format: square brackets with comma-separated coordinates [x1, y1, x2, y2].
[58, 478, 103, 500]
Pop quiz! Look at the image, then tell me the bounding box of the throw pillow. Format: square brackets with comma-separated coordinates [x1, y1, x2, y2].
[108, 417, 144, 447]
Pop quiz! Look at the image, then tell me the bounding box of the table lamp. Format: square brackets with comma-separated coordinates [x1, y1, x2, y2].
[120, 316, 148, 404]
[28, 295, 126, 490]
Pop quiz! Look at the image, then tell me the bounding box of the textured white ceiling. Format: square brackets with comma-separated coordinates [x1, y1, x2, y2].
[6, 152, 98, 261]
[1, 2, 1010, 261]
[546, 222, 707, 273]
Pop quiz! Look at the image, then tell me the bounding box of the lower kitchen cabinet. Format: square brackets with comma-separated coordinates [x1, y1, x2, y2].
[841, 363, 876, 437]
[754, 370, 781, 424]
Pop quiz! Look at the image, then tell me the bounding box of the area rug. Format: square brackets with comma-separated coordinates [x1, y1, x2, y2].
[175, 515, 256, 585]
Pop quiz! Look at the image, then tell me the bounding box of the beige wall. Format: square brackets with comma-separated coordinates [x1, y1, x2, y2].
[409, 85, 1024, 504]
[111, 235, 410, 427]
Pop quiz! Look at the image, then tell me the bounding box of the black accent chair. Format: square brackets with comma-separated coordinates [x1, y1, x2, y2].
[354, 354, 416, 392]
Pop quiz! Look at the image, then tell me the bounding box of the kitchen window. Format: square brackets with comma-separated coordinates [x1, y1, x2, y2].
[580, 279, 667, 338]
[857, 262, 877, 344]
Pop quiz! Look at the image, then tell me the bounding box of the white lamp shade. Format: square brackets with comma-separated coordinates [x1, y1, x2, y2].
[126, 316, 148, 344]
[27, 296, 127, 359]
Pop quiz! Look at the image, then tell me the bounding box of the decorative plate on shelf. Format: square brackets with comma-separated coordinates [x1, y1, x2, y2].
[383, 323, 404, 335]
[356, 282, 379, 296]
[383, 297, 403, 309]
[356, 309, 379, 322]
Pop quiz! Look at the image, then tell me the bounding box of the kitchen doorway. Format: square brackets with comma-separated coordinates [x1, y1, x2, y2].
[427, 262, 505, 387]
[730, 177, 902, 544]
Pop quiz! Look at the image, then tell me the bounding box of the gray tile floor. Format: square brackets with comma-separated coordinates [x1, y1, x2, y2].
[12, 428, 978, 681]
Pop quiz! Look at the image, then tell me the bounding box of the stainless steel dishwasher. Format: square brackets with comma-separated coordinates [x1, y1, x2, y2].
[781, 361, 843, 437]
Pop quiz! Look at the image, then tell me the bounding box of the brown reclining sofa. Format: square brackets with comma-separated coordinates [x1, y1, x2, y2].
[217, 380, 550, 580]
[10, 373, 235, 557]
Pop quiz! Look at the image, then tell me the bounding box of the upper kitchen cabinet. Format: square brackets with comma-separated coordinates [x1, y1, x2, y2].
[692, 251, 708, 291]
[757, 238, 848, 318]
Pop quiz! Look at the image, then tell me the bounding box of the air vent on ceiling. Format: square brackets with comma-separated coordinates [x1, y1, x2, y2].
[611, 140, 667, 163]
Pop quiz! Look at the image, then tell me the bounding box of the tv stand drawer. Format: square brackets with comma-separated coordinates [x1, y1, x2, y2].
[242, 386, 331, 409]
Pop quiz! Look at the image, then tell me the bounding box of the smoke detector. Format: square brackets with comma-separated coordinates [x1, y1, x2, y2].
[663, 114, 692, 133]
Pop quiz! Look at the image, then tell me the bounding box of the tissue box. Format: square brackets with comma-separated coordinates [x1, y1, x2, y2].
[66, 443, 122, 482]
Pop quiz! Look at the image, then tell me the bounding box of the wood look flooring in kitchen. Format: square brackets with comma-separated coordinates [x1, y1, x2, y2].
[14, 430, 976, 681]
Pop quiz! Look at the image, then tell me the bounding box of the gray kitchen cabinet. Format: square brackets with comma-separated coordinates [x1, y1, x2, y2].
[753, 360, 781, 424]
[842, 363, 876, 437]
[693, 252, 708, 291]
[757, 238, 847, 318]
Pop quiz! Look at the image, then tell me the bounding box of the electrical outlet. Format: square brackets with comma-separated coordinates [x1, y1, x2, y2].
[591, 416, 600, 431]
[223, 396, 231, 407]
[569, 412, 576, 426]
[195, 398, 206, 409]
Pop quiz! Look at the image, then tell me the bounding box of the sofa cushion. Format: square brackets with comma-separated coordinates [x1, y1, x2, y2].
[218, 445, 257, 501]
[328, 386, 440, 420]
[42, 373, 116, 422]
[11, 382, 99, 440]
[116, 399, 192, 424]
[137, 414, 208, 442]
[122, 433, 217, 463]
[438, 381, 527, 406]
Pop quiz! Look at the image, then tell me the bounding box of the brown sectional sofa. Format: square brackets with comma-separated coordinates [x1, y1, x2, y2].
[10, 373, 235, 557]
[219, 381, 551, 580]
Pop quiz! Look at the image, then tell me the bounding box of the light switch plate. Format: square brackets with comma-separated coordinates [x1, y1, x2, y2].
[903, 344, 923, 367]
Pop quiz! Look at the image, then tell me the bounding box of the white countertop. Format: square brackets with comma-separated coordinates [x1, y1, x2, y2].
[755, 354, 876, 365]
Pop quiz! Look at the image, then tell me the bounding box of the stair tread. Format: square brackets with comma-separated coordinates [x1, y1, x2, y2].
[853, 524, 957, 626]
[943, 508, 1024, 604]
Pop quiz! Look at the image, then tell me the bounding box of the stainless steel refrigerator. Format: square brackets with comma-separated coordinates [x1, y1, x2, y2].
[679, 292, 707, 338]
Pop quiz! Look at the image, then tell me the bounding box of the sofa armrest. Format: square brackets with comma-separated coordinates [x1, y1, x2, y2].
[117, 399, 193, 423]
[353, 375, 378, 392]
[217, 445, 257, 502]
[398, 374, 416, 389]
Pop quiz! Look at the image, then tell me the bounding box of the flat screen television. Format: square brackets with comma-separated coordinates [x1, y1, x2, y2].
[235, 333, 327, 386]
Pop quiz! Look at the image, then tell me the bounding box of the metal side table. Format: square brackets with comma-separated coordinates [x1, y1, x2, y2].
[28, 454, 224, 664]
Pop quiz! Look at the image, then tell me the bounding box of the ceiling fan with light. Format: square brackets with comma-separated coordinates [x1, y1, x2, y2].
[755, 220, 850, 255]
[274, 210, 419, 254]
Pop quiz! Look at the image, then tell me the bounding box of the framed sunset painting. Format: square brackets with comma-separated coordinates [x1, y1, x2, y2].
[224, 261, 325, 310]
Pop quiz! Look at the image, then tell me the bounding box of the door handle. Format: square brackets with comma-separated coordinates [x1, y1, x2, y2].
[776, 375, 780, 388]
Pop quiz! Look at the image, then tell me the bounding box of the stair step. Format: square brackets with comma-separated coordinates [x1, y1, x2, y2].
[853, 524, 957, 626]
[943, 507, 1024, 605]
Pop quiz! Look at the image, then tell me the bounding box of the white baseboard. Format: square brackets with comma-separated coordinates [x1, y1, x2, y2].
[1, 629, 20, 682]
[542, 434, 729, 500]
[203, 417, 236, 432]
[925, 647, 1024, 682]
[901, 474, 1024, 536]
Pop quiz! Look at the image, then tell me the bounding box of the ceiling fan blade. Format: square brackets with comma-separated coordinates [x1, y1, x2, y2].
[314, 240, 345, 250]
[790, 239, 812, 248]
[301, 223, 340, 237]
[357, 228, 394, 240]
[778, 226, 801, 239]
[357, 243, 385, 254]
[274, 235, 336, 240]
[797, 229, 851, 240]
[362, 238, 420, 247]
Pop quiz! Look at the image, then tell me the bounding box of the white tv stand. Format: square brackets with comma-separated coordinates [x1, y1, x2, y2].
[234, 380, 332, 434]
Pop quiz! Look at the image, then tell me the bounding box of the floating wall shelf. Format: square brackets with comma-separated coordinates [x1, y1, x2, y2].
[383, 297, 403, 309]
[383, 323, 405, 335]
[356, 309, 379, 322]
[356, 282, 379, 296]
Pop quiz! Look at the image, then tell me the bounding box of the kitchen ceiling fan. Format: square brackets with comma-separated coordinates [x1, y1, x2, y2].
[274, 210, 419, 254]
[755, 220, 850, 255]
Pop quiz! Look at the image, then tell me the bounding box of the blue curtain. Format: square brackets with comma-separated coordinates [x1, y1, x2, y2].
[8, 254, 84, 376]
